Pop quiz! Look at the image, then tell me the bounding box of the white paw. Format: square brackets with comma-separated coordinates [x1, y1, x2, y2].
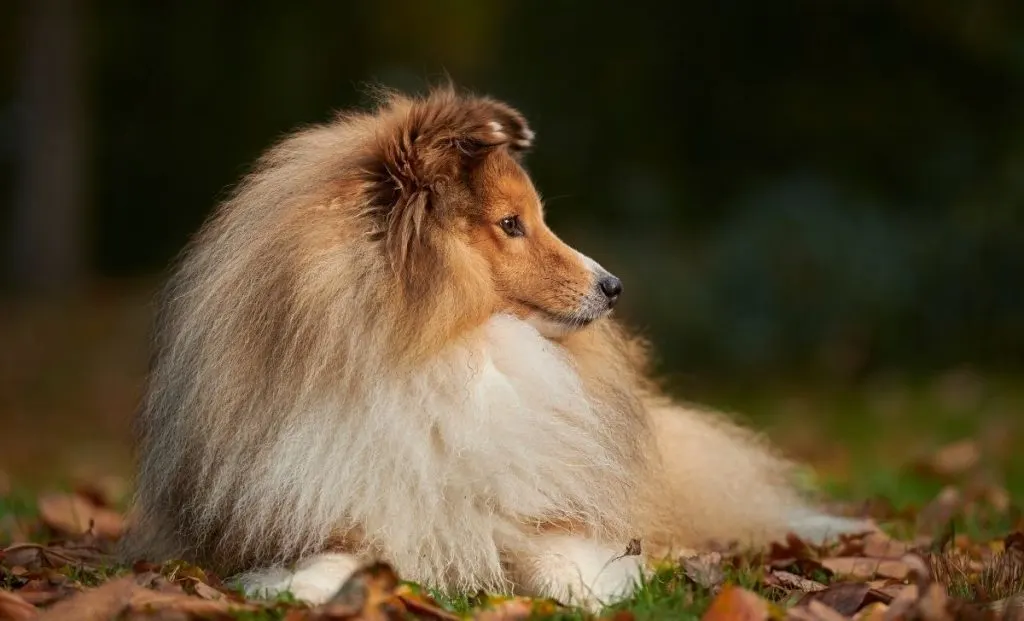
[516, 536, 644, 613]
[233, 553, 361, 605]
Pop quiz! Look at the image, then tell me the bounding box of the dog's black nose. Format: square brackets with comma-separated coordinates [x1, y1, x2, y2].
[598, 275, 623, 306]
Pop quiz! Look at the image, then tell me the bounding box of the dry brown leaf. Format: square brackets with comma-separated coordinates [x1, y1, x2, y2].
[681, 552, 726, 592]
[852, 602, 889, 621]
[901, 554, 933, 588]
[128, 587, 255, 617]
[766, 570, 827, 593]
[770, 534, 816, 564]
[624, 538, 642, 557]
[15, 574, 81, 606]
[35, 576, 136, 621]
[313, 561, 403, 620]
[916, 582, 951, 621]
[186, 577, 226, 601]
[701, 585, 769, 621]
[474, 597, 558, 621]
[805, 600, 849, 621]
[36, 493, 124, 540]
[393, 585, 461, 621]
[881, 584, 918, 621]
[0, 590, 37, 621]
[821, 557, 909, 581]
[1, 542, 110, 572]
[868, 582, 913, 602]
[1006, 532, 1024, 556]
[861, 533, 910, 559]
[797, 582, 892, 617]
[800, 583, 871, 616]
[0, 546, 44, 570]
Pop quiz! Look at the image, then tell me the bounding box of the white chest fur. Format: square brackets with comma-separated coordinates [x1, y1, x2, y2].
[253, 315, 627, 592]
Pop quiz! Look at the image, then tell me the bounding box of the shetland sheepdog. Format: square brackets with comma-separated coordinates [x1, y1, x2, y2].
[121, 85, 869, 611]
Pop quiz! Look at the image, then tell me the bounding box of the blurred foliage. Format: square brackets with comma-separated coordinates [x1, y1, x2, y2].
[1, 0, 1023, 378]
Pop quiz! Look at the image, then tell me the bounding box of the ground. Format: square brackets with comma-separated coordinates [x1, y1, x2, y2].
[1, 288, 1023, 619]
[2, 370, 1022, 620]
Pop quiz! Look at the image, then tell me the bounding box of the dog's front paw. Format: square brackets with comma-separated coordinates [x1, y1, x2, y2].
[512, 536, 644, 613]
[233, 553, 361, 605]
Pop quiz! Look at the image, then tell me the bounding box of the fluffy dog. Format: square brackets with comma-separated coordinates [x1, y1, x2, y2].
[121, 85, 868, 610]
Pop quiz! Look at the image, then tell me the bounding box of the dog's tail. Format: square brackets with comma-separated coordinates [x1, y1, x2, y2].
[636, 397, 874, 556]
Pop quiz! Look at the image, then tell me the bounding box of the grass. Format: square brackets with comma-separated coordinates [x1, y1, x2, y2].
[2, 371, 1022, 619]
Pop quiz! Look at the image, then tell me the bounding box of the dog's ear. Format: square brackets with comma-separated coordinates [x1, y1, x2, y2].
[357, 88, 534, 286]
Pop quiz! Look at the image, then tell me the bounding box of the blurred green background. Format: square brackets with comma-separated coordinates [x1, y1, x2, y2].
[0, 1, 1022, 495]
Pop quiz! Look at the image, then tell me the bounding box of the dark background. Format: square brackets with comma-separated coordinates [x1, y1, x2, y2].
[1, 0, 1022, 484]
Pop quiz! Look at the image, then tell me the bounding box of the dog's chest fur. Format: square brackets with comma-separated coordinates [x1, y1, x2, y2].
[270, 315, 632, 591]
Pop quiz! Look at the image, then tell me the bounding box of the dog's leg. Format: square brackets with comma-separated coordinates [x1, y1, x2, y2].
[232, 553, 362, 605]
[506, 534, 644, 613]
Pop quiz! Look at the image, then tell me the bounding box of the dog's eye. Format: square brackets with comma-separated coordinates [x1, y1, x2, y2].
[498, 215, 525, 238]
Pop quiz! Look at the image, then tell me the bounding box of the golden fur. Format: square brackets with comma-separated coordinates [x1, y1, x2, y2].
[121, 85, 869, 610]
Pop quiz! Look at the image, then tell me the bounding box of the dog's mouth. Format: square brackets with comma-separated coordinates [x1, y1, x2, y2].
[514, 298, 608, 335]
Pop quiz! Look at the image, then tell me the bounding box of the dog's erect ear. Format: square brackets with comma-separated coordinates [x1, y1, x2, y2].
[360, 89, 534, 201]
[357, 88, 534, 284]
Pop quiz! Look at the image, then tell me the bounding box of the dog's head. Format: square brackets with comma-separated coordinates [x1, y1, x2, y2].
[358, 87, 621, 338]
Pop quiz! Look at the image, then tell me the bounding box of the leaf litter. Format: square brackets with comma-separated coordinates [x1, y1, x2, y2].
[1, 439, 1022, 620]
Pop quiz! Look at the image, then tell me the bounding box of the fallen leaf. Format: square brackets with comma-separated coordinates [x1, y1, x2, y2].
[766, 570, 827, 593]
[36, 493, 123, 540]
[15, 575, 80, 606]
[861, 533, 910, 559]
[35, 576, 135, 621]
[805, 600, 849, 621]
[393, 585, 461, 621]
[186, 577, 226, 601]
[313, 561, 403, 620]
[881, 584, 919, 621]
[798, 582, 892, 616]
[916, 582, 951, 621]
[770, 534, 816, 564]
[681, 552, 726, 592]
[474, 597, 557, 621]
[1006, 532, 1024, 556]
[821, 557, 909, 581]
[624, 538, 642, 557]
[1, 542, 110, 572]
[128, 587, 256, 616]
[852, 602, 889, 621]
[868, 581, 913, 602]
[701, 585, 769, 621]
[0, 591, 37, 621]
[901, 554, 933, 588]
